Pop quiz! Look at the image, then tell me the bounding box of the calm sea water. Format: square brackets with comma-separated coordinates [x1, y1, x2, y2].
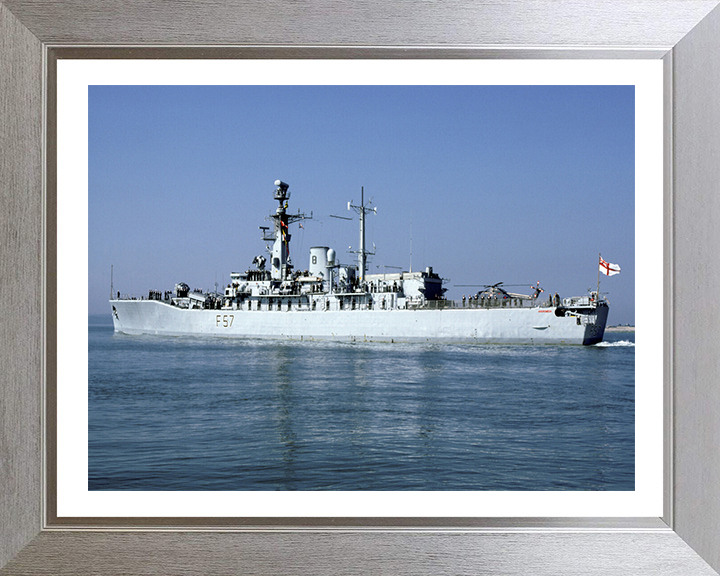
[88, 315, 634, 491]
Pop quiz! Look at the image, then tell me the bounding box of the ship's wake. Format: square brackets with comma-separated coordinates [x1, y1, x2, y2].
[595, 340, 635, 347]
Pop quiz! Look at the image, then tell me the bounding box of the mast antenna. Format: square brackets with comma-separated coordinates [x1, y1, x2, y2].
[347, 186, 377, 282]
[410, 210, 413, 273]
[110, 265, 114, 300]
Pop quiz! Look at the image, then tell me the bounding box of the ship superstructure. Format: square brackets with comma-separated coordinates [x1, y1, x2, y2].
[110, 180, 609, 345]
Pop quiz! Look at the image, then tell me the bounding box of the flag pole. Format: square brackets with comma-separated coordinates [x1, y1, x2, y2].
[597, 253, 601, 301]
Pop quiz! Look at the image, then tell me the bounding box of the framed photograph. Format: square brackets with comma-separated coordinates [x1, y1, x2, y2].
[60, 59, 659, 521]
[2, 1, 720, 574]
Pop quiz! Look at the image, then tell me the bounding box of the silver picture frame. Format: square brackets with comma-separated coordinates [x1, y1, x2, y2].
[2, 1, 720, 574]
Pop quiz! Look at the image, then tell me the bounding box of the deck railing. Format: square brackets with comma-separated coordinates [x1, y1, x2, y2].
[414, 297, 554, 310]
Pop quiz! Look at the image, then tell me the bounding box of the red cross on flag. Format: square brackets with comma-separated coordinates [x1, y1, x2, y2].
[599, 256, 621, 276]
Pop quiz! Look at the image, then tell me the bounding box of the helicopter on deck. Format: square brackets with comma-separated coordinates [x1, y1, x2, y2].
[455, 281, 545, 300]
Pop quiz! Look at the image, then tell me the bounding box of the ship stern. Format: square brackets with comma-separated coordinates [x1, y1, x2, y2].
[582, 303, 609, 345]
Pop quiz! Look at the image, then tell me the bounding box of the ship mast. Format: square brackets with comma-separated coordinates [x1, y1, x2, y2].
[348, 187, 376, 282]
[265, 180, 311, 281]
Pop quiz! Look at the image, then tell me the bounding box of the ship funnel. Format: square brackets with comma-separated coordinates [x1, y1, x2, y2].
[309, 246, 329, 277]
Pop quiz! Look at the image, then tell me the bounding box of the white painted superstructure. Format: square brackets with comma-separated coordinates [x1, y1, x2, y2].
[111, 180, 609, 345]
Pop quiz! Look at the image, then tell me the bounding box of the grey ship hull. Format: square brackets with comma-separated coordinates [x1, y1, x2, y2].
[111, 299, 608, 345]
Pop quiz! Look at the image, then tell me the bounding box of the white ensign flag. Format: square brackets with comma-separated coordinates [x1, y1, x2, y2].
[599, 256, 621, 276]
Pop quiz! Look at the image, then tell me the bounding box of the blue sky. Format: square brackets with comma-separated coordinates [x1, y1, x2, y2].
[89, 85, 635, 324]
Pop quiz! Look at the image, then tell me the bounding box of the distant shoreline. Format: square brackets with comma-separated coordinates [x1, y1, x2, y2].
[606, 326, 635, 333]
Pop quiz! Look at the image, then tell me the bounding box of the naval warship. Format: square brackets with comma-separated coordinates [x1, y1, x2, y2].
[110, 180, 609, 345]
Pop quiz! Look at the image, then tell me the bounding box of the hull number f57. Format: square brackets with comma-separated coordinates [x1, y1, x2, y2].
[216, 314, 234, 328]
